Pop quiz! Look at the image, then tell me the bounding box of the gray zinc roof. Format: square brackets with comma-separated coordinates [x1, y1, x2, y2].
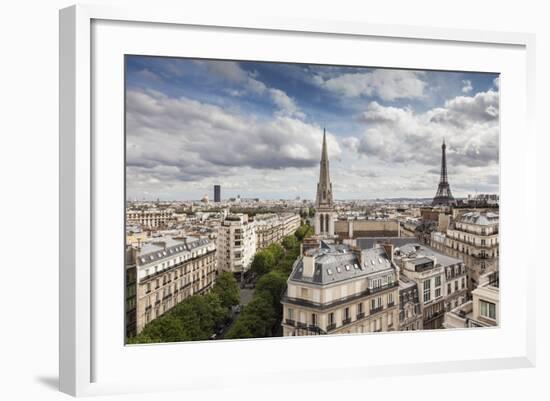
[398, 243, 462, 268]
[357, 237, 419, 250]
[289, 243, 395, 285]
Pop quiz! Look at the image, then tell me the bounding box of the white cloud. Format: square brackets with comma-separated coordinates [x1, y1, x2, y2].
[196, 60, 304, 118]
[126, 89, 341, 195]
[136, 68, 162, 82]
[314, 69, 426, 101]
[347, 89, 499, 169]
[268, 88, 304, 118]
[461, 79, 473, 93]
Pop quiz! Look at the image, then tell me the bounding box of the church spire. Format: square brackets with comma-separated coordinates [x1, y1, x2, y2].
[316, 128, 333, 208]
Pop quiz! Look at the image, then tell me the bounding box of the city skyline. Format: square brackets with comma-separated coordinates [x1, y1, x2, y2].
[126, 56, 499, 201]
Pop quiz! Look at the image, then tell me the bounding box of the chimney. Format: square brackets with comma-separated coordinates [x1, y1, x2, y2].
[378, 242, 394, 263]
[302, 254, 316, 278]
[351, 246, 363, 266]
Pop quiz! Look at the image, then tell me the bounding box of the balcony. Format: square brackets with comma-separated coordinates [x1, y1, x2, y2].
[342, 317, 352, 326]
[387, 301, 395, 308]
[281, 282, 398, 311]
[326, 323, 336, 331]
[308, 325, 322, 334]
[370, 306, 383, 314]
[296, 321, 307, 329]
[356, 312, 365, 320]
[285, 319, 295, 326]
[368, 282, 399, 295]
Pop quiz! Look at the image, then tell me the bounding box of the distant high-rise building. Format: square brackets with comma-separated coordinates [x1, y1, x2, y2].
[214, 185, 221, 202]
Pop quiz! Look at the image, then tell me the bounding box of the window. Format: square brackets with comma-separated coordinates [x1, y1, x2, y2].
[328, 312, 334, 325]
[455, 281, 459, 291]
[447, 283, 452, 294]
[344, 307, 350, 319]
[480, 300, 496, 320]
[435, 287, 441, 298]
[371, 278, 382, 289]
[311, 313, 317, 326]
[388, 292, 394, 304]
[146, 282, 151, 293]
[357, 302, 363, 314]
[461, 277, 465, 289]
[434, 275, 441, 287]
[423, 279, 431, 303]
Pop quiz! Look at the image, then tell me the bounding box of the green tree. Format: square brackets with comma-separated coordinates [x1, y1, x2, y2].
[255, 271, 287, 315]
[224, 319, 255, 339]
[251, 250, 275, 276]
[244, 294, 277, 336]
[137, 314, 185, 343]
[211, 272, 240, 309]
[282, 235, 298, 251]
[266, 243, 284, 262]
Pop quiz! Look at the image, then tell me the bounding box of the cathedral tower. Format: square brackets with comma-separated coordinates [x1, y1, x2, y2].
[314, 129, 336, 236]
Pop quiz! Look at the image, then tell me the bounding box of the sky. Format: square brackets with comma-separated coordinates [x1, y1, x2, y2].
[125, 56, 499, 201]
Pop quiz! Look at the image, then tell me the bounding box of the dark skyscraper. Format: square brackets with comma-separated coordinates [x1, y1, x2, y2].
[214, 185, 221, 202]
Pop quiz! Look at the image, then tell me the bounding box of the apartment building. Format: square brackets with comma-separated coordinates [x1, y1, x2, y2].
[431, 211, 499, 291]
[125, 235, 217, 336]
[126, 208, 174, 228]
[216, 214, 256, 274]
[398, 276, 423, 331]
[393, 242, 467, 329]
[444, 271, 500, 328]
[281, 242, 399, 336]
[254, 213, 301, 249]
[281, 213, 301, 237]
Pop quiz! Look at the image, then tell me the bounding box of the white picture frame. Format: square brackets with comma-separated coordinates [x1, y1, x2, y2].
[59, 3, 536, 397]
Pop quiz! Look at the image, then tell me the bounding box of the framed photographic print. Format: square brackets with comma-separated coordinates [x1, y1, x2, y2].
[59, 4, 536, 397]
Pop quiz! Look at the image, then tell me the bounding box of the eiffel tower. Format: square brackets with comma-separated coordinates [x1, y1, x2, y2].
[432, 140, 456, 206]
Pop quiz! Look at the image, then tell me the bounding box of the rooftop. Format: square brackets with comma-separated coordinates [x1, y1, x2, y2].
[357, 237, 462, 268]
[289, 242, 395, 285]
[137, 236, 211, 265]
[458, 211, 499, 226]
